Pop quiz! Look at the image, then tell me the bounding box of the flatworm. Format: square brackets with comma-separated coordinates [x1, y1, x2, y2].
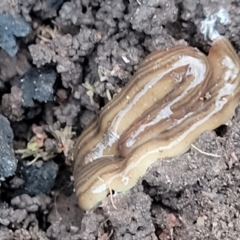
[73, 37, 240, 211]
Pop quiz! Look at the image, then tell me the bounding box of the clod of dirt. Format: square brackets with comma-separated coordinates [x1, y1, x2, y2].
[53, 97, 81, 125]
[0, 226, 13, 240]
[0, 202, 27, 226]
[78, 188, 156, 239]
[78, 212, 106, 240]
[20, 161, 58, 196]
[30, 29, 102, 89]
[2, 66, 57, 121]
[11, 194, 51, 212]
[0, 49, 30, 82]
[20, 67, 57, 107]
[126, 0, 178, 35]
[20, 0, 67, 22]
[9, 176, 24, 189]
[79, 110, 96, 129]
[101, 190, 156, 240]
[144, 131, 225, 198]
[0, 194, 52, 238]
[0, 225, 48, 240]
[58, 0, 95, 26]
[1, 86, 25, 121]
[46, 193, 83, 240]
[0, 114, 17, 180]
[0, 199, 51, 237]
[46, 219, 80, 240]
[0, 13, 30, 56]
[29, 44, 56, 68]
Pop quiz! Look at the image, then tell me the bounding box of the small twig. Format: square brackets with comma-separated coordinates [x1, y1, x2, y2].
[37, 35, 52, 43]
[191, 144, 221, 158]
[106, 89, 112, 101]
[107, 229, 114, 239]
[136, 0, 142, 5]
[98, 176, 117, 210]
[26, 154, 41, 166]
[98, 218, 114, 240]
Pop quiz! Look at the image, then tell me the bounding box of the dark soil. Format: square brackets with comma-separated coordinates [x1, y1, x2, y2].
[0, 0, 240, 239]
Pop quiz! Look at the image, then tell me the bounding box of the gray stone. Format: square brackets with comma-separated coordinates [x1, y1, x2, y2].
[0, 115, 17, 179]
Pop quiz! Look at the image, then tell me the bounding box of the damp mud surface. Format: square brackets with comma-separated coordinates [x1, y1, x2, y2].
[1, 0, 240, 239]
